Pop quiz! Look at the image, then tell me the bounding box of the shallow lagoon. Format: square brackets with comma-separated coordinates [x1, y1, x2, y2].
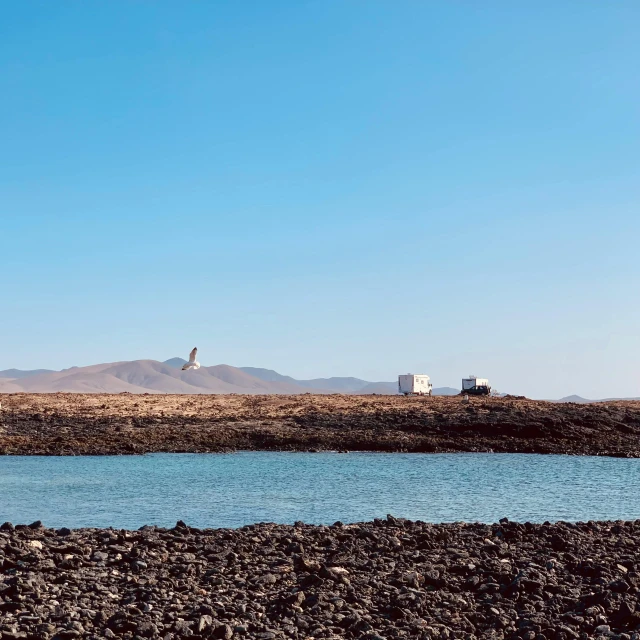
[1, 452, 638, 529]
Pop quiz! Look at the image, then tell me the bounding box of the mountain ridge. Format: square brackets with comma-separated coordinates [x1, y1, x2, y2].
[0, 360, 400, 395]
[2, 360, 633, 400]
[0, 359, 460, 395]
[0, 368, 55, 379]
[556, 394, 640, 404]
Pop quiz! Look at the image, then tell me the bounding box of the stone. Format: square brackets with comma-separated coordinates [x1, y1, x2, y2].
[136, 621, 159, 637]
[213, 624, 233, 639]
[198, 616, 213, 633]
[1, 518, 640, 640]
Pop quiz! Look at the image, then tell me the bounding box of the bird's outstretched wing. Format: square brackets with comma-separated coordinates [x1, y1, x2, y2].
[188, 347, 197, 363]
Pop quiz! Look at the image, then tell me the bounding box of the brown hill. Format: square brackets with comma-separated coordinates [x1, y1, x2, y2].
[1, 360, 312, 394]
[0, 378, 24, 393]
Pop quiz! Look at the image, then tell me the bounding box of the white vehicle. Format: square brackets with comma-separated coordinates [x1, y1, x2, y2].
[461, 375, 491, 396]
[398, 374, 433, 396]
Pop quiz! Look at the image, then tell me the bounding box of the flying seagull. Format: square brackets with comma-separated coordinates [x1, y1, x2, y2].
[181, 347, 201, 371]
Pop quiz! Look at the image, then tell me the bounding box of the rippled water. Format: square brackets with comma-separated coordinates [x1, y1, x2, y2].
[0, 452, 639, 529]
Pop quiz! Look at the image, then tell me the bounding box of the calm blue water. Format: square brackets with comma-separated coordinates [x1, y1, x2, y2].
[0, 452, 638, 529]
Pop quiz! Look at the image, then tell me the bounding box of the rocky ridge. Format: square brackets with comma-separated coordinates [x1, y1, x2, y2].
[1, 394, 640, 457]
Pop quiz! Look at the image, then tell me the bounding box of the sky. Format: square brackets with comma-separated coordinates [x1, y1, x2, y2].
[1, 1, 639, 399]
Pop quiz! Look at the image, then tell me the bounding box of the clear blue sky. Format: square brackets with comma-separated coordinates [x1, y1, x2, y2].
[1, 1, 639, 399]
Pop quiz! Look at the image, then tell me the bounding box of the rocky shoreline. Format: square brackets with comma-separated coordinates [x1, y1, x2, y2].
[2, 517, 640, 639]
[1, 394, 640, 458]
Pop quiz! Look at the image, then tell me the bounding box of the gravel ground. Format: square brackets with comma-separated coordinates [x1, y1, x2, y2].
[2, 517, 640, 639]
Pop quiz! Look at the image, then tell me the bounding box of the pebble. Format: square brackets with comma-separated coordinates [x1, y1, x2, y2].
[1, 518, 640, 639]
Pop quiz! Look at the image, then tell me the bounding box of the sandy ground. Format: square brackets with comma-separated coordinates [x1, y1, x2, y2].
[1, 394, 639, 457]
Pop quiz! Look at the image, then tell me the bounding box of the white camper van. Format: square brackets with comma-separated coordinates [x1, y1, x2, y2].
[398, 374, 433, 396]
[461, 376, 491, 396]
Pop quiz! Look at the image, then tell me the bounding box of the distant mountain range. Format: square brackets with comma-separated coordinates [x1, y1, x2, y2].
[1, 362, 634, 399]
[0, 368, 55, 379]
[0, 359, 460, 395]
[556, 394, 640, 404]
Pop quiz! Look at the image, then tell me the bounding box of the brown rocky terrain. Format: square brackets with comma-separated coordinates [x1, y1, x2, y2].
[2, 517, 640, 640]
[1, 394, 639, 457]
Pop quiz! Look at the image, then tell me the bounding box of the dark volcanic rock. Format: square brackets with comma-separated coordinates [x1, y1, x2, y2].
[1, 393, 640, 457]
[2, 519, 640, 638]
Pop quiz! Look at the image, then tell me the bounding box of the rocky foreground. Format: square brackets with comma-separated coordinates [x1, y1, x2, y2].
[1, 394, 640, 457]
[2, 518, 640, 639]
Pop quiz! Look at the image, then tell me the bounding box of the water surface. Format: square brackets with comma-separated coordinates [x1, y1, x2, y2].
[0, 452, 638, 529]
